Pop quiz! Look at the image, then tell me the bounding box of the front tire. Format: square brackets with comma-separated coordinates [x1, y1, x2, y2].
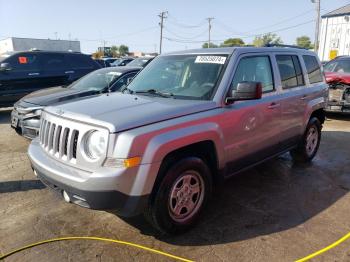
[144, 157, 212, 234]
[290, 117, 321, 162]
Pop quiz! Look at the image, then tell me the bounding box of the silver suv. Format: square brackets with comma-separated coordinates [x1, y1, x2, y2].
[28, 47, 328, 234]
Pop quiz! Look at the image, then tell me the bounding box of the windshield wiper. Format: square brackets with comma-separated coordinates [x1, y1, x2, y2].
[134, 89, 174, 98]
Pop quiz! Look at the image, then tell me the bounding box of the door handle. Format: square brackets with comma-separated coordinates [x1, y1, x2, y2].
[268, 102, 281, 109]
[65, 71, 75, 74]
[28, 72, 40, 76]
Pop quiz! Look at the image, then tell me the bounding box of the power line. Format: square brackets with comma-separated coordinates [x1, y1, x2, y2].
[167, 14, 206, 28]
[164, 19, 315, 44]
[164, 27, 208, 40]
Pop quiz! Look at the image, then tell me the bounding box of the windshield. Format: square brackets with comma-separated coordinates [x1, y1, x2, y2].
[0, 55, 9, 63]
[126, 54, 227, 100]
[111, 59, 122, 66]
[324, 60, 350, 73]
[70, 68, 122, 91]
[127, 57, 151, 67]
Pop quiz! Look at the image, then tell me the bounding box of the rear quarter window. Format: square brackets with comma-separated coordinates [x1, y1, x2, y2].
[303, 55, 323, 84]
[67, 54, 95, 70]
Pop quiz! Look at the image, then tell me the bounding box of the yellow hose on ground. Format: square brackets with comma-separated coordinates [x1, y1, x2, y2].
[0, 236, 194, 262]
[295, 231, 350, 262]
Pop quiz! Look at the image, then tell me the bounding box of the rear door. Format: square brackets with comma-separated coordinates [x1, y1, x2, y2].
[275, 54, 306, 148]
[224, 53, 282, 174]
[0, 52, 44, 105]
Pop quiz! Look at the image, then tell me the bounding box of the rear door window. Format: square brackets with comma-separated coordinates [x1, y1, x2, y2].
[276, 55, 304, 89]
[232, 56, 274, 93]
[67, 54, 94, 70]
[41, 53, 66, 71]
[302, 55, 323, 84]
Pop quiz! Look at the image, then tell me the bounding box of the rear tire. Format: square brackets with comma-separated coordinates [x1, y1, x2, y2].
[144, 157, 212, 234]
[290, 117, 321, 163]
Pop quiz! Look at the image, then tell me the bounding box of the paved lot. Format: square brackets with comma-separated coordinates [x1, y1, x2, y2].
[1, 108, 350, 262]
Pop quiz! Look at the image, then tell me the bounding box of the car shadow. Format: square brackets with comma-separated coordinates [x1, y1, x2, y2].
[0, 179, 46, 193]
[120, 130, 350, 246]
[326, 112, 350, 121]
[0, 108, 12, 124]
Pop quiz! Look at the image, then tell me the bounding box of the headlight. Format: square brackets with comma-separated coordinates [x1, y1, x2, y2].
[34, 109, 42, 116]
[84, 130, 107, 159]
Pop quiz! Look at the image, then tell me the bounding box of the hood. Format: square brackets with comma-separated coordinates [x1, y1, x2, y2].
[22, 86, 97, 106]
[325, 72, 350, 85]
[45, 93, 218, 133]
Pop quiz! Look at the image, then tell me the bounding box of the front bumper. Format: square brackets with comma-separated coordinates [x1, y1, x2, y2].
[28, 140, 149, 217]
[11, 108, 40, 139]
[326, 86, 350, 113]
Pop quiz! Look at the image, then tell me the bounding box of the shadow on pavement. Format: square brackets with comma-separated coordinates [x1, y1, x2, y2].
[121, 130, 350, 245]
[0, 108, 12, 124]
[326, 112, 350, 121]
[0, 179, 45, 193]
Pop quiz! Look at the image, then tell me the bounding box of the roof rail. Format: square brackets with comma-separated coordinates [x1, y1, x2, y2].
[264, 44, 307, 50]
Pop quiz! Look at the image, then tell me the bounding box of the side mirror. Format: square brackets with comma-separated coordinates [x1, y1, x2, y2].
[226, 81, 262, 104]
[0, 62, 12, 71]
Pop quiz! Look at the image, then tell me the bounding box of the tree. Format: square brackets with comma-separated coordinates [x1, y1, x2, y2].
[110, 45, 119, 57]
[202, 42, 218, 48]
[252, 33, 283, 47]
[118, 45, 129, 56]
[92, 51, 103, 59]
[220, 38, 245, 47]
[296, 36, 313, 49]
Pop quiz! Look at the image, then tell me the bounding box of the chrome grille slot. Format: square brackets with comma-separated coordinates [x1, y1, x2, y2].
[48, 124, 56, 151]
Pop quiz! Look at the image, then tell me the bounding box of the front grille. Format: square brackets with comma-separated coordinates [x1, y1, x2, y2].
[39, 119, 79, 161]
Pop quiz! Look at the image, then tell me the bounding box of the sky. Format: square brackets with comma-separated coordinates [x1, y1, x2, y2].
[1, 0, 349, 54]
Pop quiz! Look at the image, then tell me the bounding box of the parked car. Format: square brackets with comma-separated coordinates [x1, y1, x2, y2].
[110, 57, 134, 67]
[94, 59, 112, 68]
[0, 50, 101, 107]
[125, 56, 154, 68]
[11, 66, 141, 139]
[28, 47, 328, 234]
[324, 56, 350, 113]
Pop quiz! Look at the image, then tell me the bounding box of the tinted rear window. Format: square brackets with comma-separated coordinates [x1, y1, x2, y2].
[67, 54, 95, 70]
[303, 55, 323, 84]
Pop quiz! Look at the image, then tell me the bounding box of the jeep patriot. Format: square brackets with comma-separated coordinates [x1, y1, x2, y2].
[28, 47, 328, 234]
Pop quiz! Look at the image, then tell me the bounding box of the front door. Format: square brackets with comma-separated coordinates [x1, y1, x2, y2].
[223, 54, 282, 175]
[0, 53, 44, 105]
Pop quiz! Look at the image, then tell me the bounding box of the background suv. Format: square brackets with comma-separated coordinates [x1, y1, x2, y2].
[0, 50, 101, 107]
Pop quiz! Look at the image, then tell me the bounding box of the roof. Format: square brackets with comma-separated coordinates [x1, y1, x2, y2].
[322, 4, 350, 18]
[0, 37, 80, 43]
[163, 46, 316, 56]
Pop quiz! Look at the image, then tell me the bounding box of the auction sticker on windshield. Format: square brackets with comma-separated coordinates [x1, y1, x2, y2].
[195, 56, 226, 64]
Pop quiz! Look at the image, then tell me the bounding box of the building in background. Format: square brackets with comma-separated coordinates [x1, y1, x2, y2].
[319, 4, 350, 61]
[0, 37, 80, 54]
[128, 51, 158, 57]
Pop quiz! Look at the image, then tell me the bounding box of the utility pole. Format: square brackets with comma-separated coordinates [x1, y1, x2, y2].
[206, 18, 214, 48]
[158, 11, 168, 54]
[312, 0, 321, 53]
